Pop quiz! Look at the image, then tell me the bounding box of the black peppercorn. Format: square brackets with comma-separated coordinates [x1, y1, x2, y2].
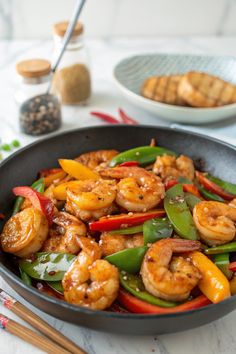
[19, 94, 62, 136]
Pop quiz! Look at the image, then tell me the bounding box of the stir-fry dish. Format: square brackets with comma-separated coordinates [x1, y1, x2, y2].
[1, 141, 236, 314]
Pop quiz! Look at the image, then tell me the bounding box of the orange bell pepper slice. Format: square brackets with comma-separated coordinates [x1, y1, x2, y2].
[59, 159, 99, 180]
[190, 251, 231, 303]
[53, 181, 82, 200]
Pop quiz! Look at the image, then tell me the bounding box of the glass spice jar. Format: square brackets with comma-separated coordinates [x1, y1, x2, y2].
[15, 59, 62, 136]
[52, 21, 91, 105]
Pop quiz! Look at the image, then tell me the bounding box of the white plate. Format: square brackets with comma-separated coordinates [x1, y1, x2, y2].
[113, 53, 236, 124]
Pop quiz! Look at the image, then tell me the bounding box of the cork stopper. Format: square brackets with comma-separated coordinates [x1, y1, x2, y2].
[16, 59, 51, 78]
[53, 21, 83, 37]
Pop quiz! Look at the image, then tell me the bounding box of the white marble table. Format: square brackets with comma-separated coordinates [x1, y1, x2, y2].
[0, 37, 236, 354]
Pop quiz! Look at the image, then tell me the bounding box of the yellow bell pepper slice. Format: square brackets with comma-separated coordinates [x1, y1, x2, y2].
[43, 170, 67, 187]
[190, 251, 231, 303]
[53, 181, 82, 200]
[59, 159, 100, 180]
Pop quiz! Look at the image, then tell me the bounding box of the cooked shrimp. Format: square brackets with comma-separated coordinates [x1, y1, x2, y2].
[76, 150, 119, 172]
[62, 236, 119, 310]
[44, 184, 58, 205]
[1, 207, 48, 258]
[100, 166, 165, 212]
[229, 198, 236, 208]
[65, 179, 117, 221]
[193, 201, 236, 245]
[42, 211, 86, 254]
[153, 154, 195, 182]
[141, 238, 201, 301]
[100, 232, 144, 256]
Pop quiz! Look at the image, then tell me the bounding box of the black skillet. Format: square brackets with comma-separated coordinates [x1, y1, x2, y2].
[0, 125, 235, 335]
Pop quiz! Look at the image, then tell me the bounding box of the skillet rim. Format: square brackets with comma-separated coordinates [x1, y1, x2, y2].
[0, 124, 235, 320]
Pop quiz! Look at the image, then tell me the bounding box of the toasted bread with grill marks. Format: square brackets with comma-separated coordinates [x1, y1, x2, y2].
[178, 71, 236, 108]
[141, 75, 186, 105]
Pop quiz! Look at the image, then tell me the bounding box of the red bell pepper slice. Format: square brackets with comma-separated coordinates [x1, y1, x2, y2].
[118, 161, 140, 167]
[118, 289, 211, 314]
[0, 213, 5, 220]
[89, 210, 166, 232]
[165, 180, 178, 190]
[196, 171, 235, 201]
[13, 186, 54, 225]
[229, 262, 236, 272]
[183, 184, 203, 199]
[165, 179, 202, 199]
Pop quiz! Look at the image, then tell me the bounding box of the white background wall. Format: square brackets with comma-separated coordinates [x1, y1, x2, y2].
[0, 0, 236, 39]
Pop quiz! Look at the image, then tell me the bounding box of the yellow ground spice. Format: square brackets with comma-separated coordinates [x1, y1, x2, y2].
[52, 63, 91, 105]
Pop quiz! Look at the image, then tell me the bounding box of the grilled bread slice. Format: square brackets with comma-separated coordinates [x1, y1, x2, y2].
[141, 75, 185, 105]
[178, 71, 236, 107]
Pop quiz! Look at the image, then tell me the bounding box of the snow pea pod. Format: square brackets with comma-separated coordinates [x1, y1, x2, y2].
[184, 192, 201, 211]
[19, 268, 32, 286]
[19, 252, 76, 281]
[143, 217, 172, 245]
[198, 184, 225, 202]
[109, 146, 177, 167]
[205, 242, 236, 255]
[110, 224, 143, 235]
[12, 178, 45, 215]
[47, 281, 64, 294]
[164, 184, 198, 240]
[105, 246, 148, 274]
[214, 253, 233, 279]
[120, 273, 177, 308]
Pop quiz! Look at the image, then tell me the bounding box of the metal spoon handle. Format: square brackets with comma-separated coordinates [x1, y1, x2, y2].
[51, 0, 86, 73]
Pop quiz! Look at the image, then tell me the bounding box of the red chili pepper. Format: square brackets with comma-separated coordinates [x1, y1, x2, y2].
[13, 187, 54, 225]
[89, 210, 166, 232]
[165, 179, 202, 199]
[118, 161, 140, 167]
[90, 111, 120, 124]
[0, 213, 5, 220]
[39, 168, 63, 178]
[229, 262, 236, 272]
[118, 108, 138, 125]
[196, 171, 234, 200]
[118, 289, 211, 314]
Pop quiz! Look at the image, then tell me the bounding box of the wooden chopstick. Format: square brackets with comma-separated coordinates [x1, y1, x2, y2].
[0, 313, 71, 354]
[0, 289, 86, 354]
